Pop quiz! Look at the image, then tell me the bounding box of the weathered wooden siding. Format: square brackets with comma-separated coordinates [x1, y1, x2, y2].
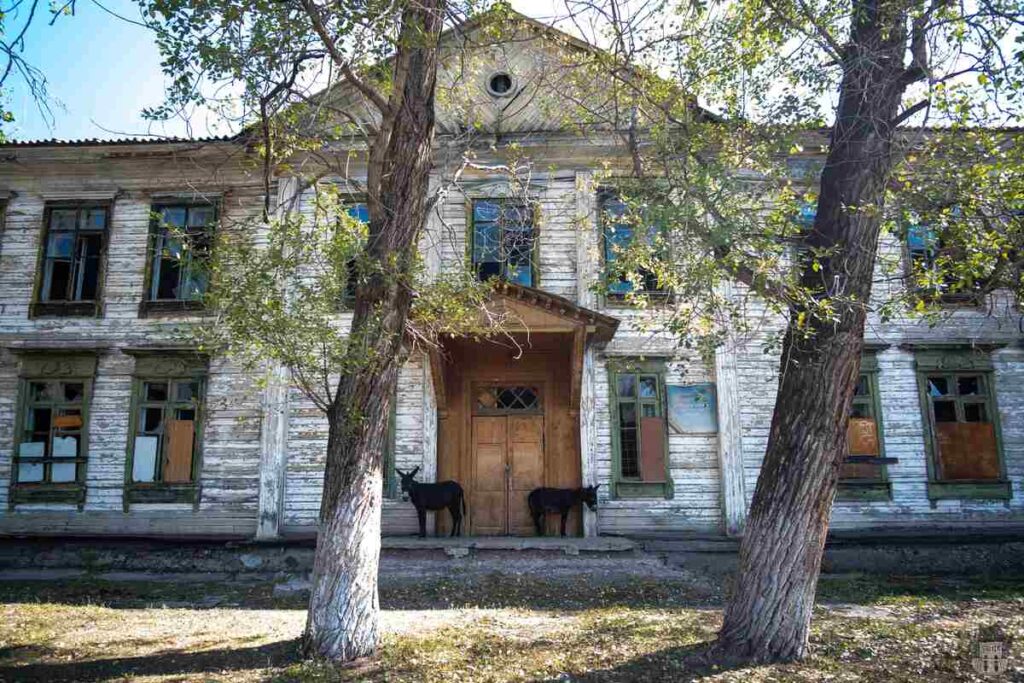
[280, 355, 427, 536]
[0, 146, 267, 537]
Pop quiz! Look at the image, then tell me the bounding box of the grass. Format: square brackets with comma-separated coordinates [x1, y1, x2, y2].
[0, 574, 1022, 682]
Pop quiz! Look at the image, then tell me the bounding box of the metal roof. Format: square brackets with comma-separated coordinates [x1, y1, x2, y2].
[0, 134, 241, 149]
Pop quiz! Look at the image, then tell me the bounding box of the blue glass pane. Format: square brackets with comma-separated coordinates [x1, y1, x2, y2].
[502, 204, 532, 226]
[473, 221, 500, 261]
[609, 279, 633, 294]
[47, 232, 75, 258]
[602, 197, 628, 220]
[161, 207, 187, 228]
[906, 223, 938, 252]
[347, 204, 369, 223]
[473, 201, 501, 222]
[796, 203, 816, 227]
[604, 224, 634, 262]
[507, 264, 532, 286]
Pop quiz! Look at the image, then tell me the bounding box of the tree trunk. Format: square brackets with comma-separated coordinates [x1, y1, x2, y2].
[303, 0, 445, 662]
[715, 0, 915, 663]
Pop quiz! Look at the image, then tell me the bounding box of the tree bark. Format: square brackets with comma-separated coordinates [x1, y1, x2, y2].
[715, 0, 916, 663]
[303, 0, 445, 662]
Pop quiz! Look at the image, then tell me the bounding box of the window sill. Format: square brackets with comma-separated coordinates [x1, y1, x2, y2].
[614, 480, 674, 500]
[138, 300, 206, 318]
[29, 301, 102, 318]
[125, 484, 199, 506]
[927, 480, 1012, 501]
[836, 481, 892, 502]
[603, 291, 673, 308]
[10, 483, 86, 508]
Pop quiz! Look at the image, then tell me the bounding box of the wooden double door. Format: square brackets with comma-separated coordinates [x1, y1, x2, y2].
[471, 414, 545, 536]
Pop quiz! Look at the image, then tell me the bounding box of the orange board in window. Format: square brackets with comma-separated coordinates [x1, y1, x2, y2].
[163, 419, 195, 483]
[936, 422, 1000, 480]
[639, 416, 667, 482]
[847, 417, 879, 456]
[54, 415, 83, 429]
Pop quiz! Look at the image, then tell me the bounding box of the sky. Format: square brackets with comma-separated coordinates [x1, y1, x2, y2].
[7, 0, 563, 142]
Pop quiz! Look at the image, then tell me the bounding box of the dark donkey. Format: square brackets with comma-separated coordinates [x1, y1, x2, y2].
[396, 467, 466, 537]
[528, 485, 599, 537]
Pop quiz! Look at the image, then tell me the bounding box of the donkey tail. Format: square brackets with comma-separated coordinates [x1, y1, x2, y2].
[461, 491, 467, 517]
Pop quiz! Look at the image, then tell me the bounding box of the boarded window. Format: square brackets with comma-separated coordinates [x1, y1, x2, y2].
[131, 378, 203, 484]
[840, 373, 886, 483]
[14, 379, 88, 486]
[471, 199, 535, 286]
[38, 205, 107, 304]
[147, 203, 216, 302]
[612, 369, 667, 481]
[924, 372, 1002, 481]
[599, 191, 664, 297]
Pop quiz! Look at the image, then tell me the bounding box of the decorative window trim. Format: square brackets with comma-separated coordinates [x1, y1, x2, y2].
[30, 202, 111, 319]
[139, 200, 218, 317]
[596, 188, 671, 308]
[837, 354, 892, 502]
[608, 358, 673, 500]
[123, 352, 208, 510]
[914, 349, 1011, 503]
[467, 197, 540, 288]
[9, 353, 97, 509]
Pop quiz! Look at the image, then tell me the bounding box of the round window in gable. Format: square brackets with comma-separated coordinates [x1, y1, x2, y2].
[486, 72, 514, 97]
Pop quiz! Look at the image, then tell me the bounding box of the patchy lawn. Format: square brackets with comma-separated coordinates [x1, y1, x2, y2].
[0, 573, 1021, 682]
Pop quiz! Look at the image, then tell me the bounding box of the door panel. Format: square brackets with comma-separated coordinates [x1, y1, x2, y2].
[472, 416, 508, 535]
[508, 415, 544, 536]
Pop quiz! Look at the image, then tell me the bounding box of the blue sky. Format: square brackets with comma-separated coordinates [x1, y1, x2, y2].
[7, 0, 568, 142]
[9, 0, 194, 141]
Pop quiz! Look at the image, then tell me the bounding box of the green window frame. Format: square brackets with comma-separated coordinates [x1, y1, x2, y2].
[915, 350, 1010, 501]
[31, 203, 109, 318]
[608, 359, 673, 499]
[383, 398, 398, 499]
[141, 201, 218, 315]
[9, 354, 97, 509]
[598, 189, 667, 301]
[837, 355, 891, 501]
[124, 354, 208, 508]
[470, 198, 538, 287]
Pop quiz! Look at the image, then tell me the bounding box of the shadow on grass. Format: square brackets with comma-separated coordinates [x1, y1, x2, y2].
[527, 641, 749, 683]
[0, 639, 302, 682]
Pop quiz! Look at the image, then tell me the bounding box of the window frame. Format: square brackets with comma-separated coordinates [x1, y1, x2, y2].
[338, 197, 369, 309]
[468, 197, 539, 288]
[9, 354, 97, 509]
[123, 354, 208, 509]
[598, 189, 669, 305]
[139, 200, 218, 316]
[608, 359, 673, 499]
[836, 355, 892, 502]
[915, 350, 1011, 502]
[31, 202, 111, 318]
[903, 218, 987, 307]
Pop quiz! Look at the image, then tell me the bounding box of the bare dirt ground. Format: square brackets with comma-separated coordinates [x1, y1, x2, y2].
[0, 559, 1022, 682]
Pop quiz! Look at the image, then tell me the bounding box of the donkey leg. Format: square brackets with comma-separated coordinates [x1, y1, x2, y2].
[560, 511, 568, 537]
[532, 508, 544, 536]
[417, 507, 427, 538]
[448, 502, 460, 537]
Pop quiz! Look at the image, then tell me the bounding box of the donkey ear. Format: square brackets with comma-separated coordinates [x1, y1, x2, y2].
[395, 467, 405, 477]
[410, 466, 420, 477]
[594, 484, 601, 490]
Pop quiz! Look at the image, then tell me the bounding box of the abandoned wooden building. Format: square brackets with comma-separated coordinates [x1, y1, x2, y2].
[0, 12, 1021, 542]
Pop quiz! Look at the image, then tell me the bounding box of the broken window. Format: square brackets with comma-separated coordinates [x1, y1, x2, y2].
[471, 199, 535, 286]
[35, 205, 108, 315]
[923, 371, 1002, 481]
[905, 215, 987, 303]
[147, 203, 216, 303]
[840, 372, 887, 484]
[130, 377, 204, 485]
[611, 366, 668, 485]
[14, 379, 89, 487]
[600, 191, 664, 297]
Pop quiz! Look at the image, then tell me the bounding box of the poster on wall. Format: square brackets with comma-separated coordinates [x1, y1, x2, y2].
[667, 383, 718, 434]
